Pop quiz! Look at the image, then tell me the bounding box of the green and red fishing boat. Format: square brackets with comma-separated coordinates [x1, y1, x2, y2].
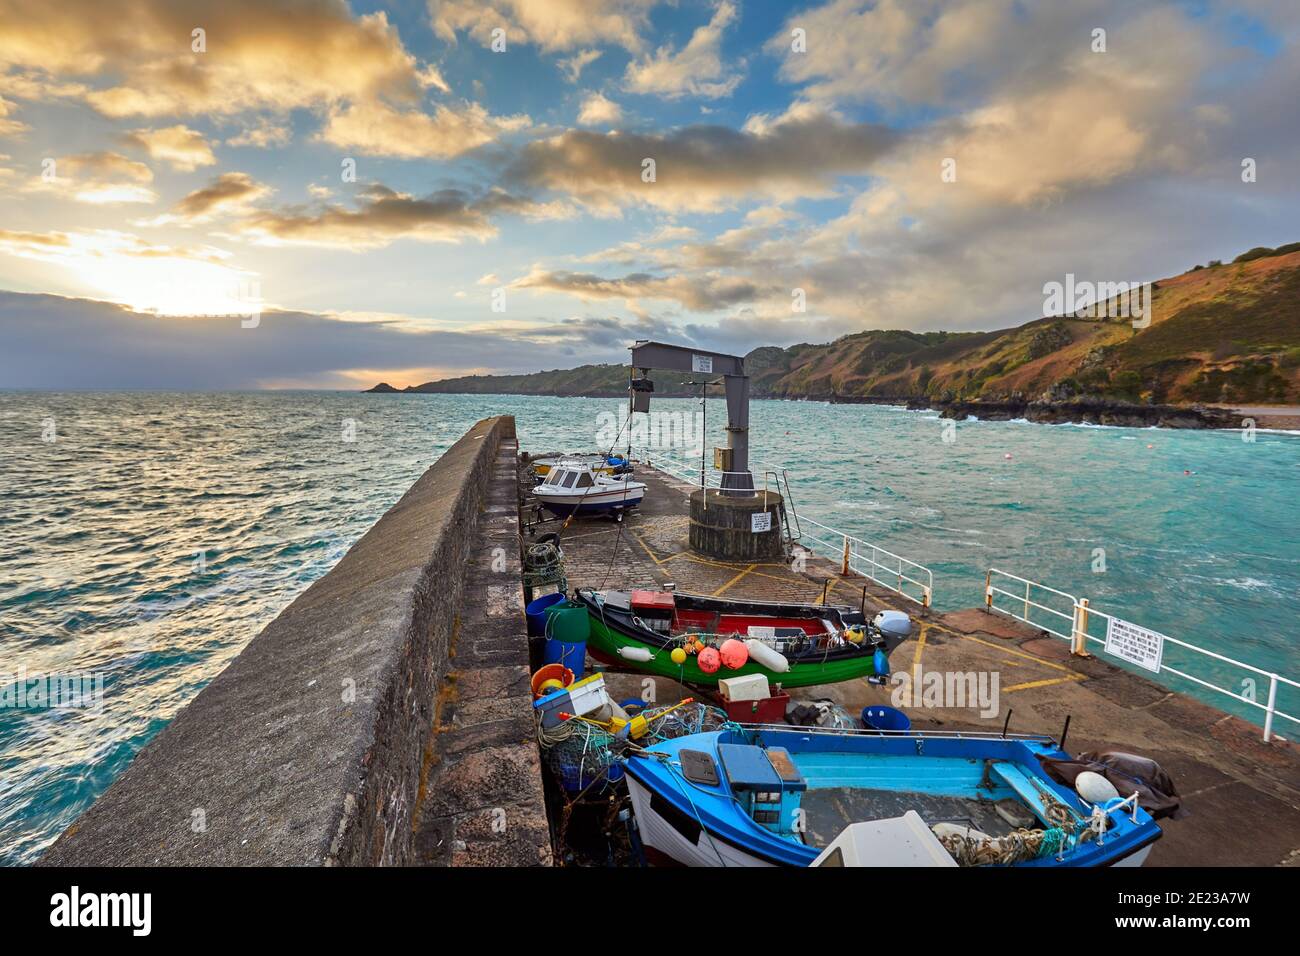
[574, 587, 913, 688]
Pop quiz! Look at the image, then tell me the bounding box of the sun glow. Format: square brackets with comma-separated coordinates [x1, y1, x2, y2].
[0, 228, 260, 316]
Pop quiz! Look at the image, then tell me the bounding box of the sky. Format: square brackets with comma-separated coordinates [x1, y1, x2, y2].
[0, 0, 1297, 389]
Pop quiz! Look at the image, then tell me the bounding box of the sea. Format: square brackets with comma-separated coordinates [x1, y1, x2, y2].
[2, 390, 1297, 863]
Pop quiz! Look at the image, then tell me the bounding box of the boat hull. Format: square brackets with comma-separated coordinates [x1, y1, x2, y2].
[627, 776, 777, 867]
[580, 590, 888, 688]
[535, 489, 644, 516]
[624, 728, 1162, 868]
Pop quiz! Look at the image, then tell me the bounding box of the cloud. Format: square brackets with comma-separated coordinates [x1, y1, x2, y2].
[0, 229, 254, 315]
[0, 95, 30, 137]
[120, 125, 216, 171]
[770, 0, 1021, 108]
[166, 172, 271, 222]
[512, 266, 772, 313]
[503, 108, 896, 212]
[559, 49, 602, 82]
[429, 0, 655, 52]
[624, 1, 742, 99]
[24, 151, 157, 204]
[0, 0, 437, 117]
[318, 100, 530, 158]
[0, 290, 648, 388]
[237, 184, 569, 248]
[577, 92, 622, 126]
[225, 119, 292, 148]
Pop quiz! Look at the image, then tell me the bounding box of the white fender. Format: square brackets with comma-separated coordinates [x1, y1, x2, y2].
[1075, 770, 1119, 805]
[616, 646, 655, 662]
[744, 639, 790, 673]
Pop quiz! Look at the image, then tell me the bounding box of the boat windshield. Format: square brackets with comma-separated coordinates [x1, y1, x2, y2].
[574, 472, 594, 488]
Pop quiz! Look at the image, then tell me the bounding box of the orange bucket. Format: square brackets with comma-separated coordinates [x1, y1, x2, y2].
[531, 663, 575, 699]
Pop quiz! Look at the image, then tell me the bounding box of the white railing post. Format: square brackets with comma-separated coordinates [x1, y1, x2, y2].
[1264, 675, 1278, 742]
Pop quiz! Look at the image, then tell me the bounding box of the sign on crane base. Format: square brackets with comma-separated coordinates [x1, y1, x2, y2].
[751, 512, 772, 533]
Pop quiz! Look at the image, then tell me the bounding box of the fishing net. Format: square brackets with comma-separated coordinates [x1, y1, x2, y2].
[539, 719, 617, 796]
[638, 701, 730, 743]
[536, 700, 730, 797]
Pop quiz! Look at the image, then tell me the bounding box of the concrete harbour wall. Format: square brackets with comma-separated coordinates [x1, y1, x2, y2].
[42, 416, 536, 866]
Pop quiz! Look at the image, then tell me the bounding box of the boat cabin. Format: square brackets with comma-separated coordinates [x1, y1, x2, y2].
[544, 466, 596, 491]
[716, 743, 806, 837]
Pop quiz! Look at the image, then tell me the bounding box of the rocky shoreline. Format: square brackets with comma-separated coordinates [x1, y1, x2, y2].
[824, 393, 1245, 429]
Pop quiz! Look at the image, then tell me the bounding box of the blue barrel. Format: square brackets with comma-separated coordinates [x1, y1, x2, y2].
[542, 601, 590, 679]
[861, 705, 912, 732]
[525, 592, 566, 637]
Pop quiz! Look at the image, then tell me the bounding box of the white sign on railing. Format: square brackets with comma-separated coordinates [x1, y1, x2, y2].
[1104, 616, 1165, 673]
[692, 354, 713, 373]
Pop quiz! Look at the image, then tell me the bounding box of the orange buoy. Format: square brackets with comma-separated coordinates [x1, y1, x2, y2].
[719, 638, 749, 670]
[698, 646, 721, 674]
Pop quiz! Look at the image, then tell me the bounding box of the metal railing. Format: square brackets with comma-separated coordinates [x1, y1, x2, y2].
[630, 446, 934, 608]
[985, 568, 1299, 742]
[798, 516, 933, 608]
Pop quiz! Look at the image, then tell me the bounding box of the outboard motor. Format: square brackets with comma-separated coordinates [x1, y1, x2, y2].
[872, 609, 913, 653]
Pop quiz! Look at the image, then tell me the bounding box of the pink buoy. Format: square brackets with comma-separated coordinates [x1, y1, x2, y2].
[1004, 453, 1013, 460]
[698, 646, 721, 674]
[719, 638, 749, 670]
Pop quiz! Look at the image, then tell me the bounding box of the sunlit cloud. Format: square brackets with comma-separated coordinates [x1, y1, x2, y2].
[317, 100, 530, 159]
[120, 125, 216, 171]
[624, 0, 743, 99]
[23, 151, 157, 205]
[504, 109, 897, 213]
[0, 228, 257, 315]
[577, 92, 622, 127]
[0, 0, 433, 116]
[429, 0, 656, 52]
[224, 119, 293, 149]
[236, 183, 571, 248]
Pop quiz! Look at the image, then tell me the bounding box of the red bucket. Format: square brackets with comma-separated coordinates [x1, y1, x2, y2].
[530, 663, 575, 699]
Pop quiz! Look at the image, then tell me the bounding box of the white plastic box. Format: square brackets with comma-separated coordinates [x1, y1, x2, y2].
[719, 673, 770, 702]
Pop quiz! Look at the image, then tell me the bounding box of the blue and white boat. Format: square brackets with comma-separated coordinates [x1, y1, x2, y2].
[624, 725, 1161, 867]
[534, 461, 646, 517]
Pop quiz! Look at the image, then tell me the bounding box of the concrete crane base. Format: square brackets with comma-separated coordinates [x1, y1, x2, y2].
[688, 488, 785, 560]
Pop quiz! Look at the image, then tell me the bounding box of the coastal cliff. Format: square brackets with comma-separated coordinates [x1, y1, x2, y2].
[368, 243, 1300, 428]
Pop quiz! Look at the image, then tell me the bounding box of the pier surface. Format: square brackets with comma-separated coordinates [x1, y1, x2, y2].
[545, 459, 1300, 867]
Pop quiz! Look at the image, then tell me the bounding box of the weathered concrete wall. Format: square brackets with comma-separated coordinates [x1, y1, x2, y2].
[42, 416, 528, 866]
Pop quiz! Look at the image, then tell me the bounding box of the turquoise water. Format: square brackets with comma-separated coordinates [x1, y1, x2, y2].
[1, 391, 1297, 863]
